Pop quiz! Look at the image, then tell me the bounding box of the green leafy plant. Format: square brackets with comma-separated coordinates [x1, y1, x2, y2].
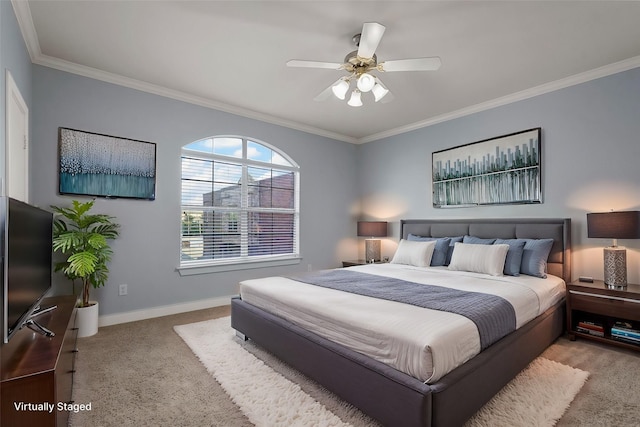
[51, 200, 120, 308]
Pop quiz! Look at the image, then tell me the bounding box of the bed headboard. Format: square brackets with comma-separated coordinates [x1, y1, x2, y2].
[400, 218, 571, 283]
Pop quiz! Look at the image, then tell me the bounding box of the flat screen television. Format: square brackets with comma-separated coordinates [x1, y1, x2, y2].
[1, 197, 54, 343]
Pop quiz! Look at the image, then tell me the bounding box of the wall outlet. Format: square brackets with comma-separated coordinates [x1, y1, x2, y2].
[118, 283, 128, 296]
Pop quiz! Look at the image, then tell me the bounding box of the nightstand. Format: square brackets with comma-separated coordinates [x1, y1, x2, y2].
[566, 280, 640, 352]
[342, 259, 384, 267]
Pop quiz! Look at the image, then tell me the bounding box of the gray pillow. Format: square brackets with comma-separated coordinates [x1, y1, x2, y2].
[494, 239, 527, 276]
[520, 238, 554, 278]
[463, 235, 496, 245]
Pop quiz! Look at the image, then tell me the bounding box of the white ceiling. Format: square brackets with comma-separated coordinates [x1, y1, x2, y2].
[14, 1, 640, 143]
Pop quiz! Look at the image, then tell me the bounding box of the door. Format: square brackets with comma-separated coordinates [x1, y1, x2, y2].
[5, 71, 29, 202]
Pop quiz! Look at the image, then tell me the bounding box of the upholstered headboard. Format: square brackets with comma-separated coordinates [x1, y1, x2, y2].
[400, 218, 571, 283]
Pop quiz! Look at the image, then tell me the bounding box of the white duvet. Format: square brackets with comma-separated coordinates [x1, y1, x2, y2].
[238, 263, 565, 383]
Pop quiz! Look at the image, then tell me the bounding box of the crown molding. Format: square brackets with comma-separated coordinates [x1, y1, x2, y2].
[34, 54, 358, 144]
[358, 55, 640, 144]
[11, 0, 40, 62]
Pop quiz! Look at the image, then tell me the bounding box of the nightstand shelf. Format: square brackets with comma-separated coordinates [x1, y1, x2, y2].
[566, 280, 640, 352]
[342, 259, 384, 267]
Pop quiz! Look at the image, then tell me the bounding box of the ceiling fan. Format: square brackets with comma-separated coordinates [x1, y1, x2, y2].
[286, 22, 441, 107]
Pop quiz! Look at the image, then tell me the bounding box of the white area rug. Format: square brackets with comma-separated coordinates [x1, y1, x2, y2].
[175, 317, 589, 427]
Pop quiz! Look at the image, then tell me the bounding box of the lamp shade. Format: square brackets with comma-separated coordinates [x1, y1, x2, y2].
[587, 211, 640, 239]
[331, 79, 350, 100]
[357, 221, 387, 237]
[356, 73, 376, 92]
[372, 82, 389, 102]
[347, 90, 362, 107]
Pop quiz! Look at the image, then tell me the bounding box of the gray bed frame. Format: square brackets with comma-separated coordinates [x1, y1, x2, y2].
[231, 218, 571, 427]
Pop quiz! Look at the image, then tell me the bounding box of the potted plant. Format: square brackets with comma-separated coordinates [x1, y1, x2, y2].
[51, 200, 119, 337]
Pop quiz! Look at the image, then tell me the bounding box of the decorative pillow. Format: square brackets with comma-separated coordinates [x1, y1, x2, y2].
[448, 242, 509, 276]
[446, 236, 464, 265]
[390, 239, 436, 267]
[494, 239, 527, 276]
[407, 234, 451, 266]
[520, 238, 554, 278]
[463, 235, 496, 245]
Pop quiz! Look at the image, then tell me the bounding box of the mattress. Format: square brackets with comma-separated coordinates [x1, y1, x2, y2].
[239, 263, 565, 383]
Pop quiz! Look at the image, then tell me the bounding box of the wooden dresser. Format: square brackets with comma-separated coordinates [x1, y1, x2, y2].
[1, 295, 78, 427]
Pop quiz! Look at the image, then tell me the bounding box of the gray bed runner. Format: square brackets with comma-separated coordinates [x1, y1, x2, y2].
[289, 269, 516, 350]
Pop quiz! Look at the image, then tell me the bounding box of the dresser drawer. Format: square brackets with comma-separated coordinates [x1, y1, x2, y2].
[570, 290, 640, 322]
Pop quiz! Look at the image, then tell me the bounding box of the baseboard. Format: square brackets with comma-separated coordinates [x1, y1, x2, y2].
[98, 295, 234, 327]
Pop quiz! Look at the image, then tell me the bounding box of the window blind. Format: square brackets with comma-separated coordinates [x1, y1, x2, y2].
[180, 137, 299, 267]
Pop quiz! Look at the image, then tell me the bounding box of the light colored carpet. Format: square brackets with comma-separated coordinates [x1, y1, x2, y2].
[68, 306, 640, 427]
[175, 317, 589, 427]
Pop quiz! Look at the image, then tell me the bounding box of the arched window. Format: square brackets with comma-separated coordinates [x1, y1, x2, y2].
[180, 136, 299, 271]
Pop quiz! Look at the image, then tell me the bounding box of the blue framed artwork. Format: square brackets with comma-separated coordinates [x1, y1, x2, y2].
[58, 127, 156, 200]
[432, 128, 542, 207]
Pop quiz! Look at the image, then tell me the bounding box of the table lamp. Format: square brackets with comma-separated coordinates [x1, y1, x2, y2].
[357, 221, 387, 263]
[587, 211, 640, 288]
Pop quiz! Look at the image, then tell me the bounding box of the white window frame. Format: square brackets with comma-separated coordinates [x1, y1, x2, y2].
[178, 136, 300, 275]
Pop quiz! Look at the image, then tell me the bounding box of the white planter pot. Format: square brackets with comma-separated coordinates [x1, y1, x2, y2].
[76, 301, 99, 338]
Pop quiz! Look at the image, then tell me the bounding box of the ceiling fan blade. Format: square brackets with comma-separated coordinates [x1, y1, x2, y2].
[313, 78, 345, 101]
[379, 57, 442, 72]
[286, 60, 343, 70]
[357, 22, 386, 59]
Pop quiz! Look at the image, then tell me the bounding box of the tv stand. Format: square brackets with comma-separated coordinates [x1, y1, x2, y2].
[1, 295, 78, 427]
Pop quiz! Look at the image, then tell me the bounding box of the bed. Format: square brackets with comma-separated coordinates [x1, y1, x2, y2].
[231, 218, 571, 427]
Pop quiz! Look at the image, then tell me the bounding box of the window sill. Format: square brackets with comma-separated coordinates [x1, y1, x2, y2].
[177, 256, 301, 276]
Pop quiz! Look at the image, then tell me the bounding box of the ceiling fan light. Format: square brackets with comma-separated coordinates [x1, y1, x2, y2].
[356, 73, 376, 92]
[372, 83, 389, 102]
[331, 79, 350, 100]
[347, 90, 363, 107]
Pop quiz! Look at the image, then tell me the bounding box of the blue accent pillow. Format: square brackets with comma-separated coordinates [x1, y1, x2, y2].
[494, 239, 526, 276]
[407, 234, 451, 266]
[520, 238, 554, 278]
[463, 235, 496, 245]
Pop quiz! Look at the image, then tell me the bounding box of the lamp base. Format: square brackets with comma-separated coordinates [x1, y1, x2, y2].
[365, 239, 381, 263]
[603, 246, 627, 288]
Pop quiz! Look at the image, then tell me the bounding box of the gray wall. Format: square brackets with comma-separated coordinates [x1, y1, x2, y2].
[1, 0, 33, 190]
[31, 65, 359, 317]
[356, 67, 640, 284]
[7, 0, 640, 316]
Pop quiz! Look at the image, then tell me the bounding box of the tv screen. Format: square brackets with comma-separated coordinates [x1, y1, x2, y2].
[2, 197, 53, 343]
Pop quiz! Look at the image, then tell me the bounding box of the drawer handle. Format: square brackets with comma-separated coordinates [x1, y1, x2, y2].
[570, 290, 640, 304]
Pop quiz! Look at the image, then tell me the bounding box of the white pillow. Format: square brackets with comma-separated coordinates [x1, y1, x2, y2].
[448, 242, 509, 276]
[390, 239, 436, 267]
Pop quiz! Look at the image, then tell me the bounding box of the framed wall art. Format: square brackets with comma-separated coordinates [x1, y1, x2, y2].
[432, 128, 541, 208]
[58, 127, 156, 200]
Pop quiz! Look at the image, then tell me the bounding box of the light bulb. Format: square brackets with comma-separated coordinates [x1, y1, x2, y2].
[347, 90, 362, 107]
[331, 79, 350, 100]
[372, 83, 389, 102]
[356, 73, 376, 92]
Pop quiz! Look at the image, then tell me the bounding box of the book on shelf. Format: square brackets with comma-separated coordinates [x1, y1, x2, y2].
[611, 334, 640, 346]
[613, 322, 639, 333]
[611, 327, 640, 341]
[576, 326, 605, 337]
[577, 321, 604, 333]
